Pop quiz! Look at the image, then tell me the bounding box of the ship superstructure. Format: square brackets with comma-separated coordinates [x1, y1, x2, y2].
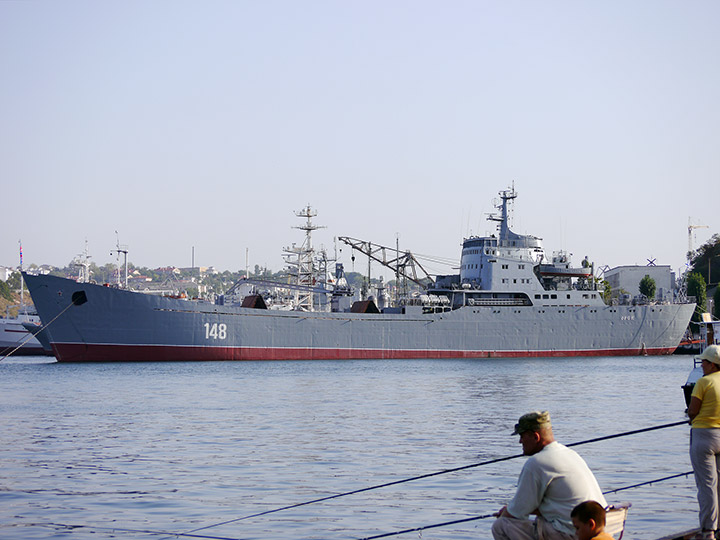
[429, 186, 601, 310]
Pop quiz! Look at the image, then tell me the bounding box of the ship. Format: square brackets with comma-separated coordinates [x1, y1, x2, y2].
[22, 187, 695, 362]
[0, 307, 50, 357]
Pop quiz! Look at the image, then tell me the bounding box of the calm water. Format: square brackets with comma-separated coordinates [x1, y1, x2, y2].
[0, 355, 699, 540]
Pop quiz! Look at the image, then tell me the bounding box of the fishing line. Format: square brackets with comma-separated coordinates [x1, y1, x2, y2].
[36, 522, 247, 540]
[167, 453, 525, 538]
[39, 467, 695, 540]
[171, 419, 689, 537]
[603, 471, 693, 494]
[353, 470, 696, 540]
[357, 513, 496, 540]
[0, 292, 85, 360]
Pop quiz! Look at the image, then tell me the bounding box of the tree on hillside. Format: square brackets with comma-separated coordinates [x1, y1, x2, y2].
[714, 287, 720, 321]
[0, 280, 13, 302]
[7, 271, 21, 290]
[687, 272, 707, 322]
[639, 275, 656, 300]
[691, 234, 720, 287]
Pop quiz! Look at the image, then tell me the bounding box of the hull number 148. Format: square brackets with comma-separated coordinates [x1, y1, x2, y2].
[204, 323, 227, 340]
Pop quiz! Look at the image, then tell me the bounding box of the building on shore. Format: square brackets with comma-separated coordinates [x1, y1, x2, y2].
[604, 264, 675, 301]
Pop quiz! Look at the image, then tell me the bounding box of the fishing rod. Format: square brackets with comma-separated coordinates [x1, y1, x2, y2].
[44, 470, 696, 540]
[357, 513, 495, 540]
[0, 291, 87, 361]
[565, 420, 688, 449]
[604, 470, 693, 494]
[163, 452, 523, 539]
[354, 470, 696, 540]
[165, 419, 689, 539]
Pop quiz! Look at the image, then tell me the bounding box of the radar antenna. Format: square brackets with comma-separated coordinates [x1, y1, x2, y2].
[110, 231, 129, 288]
[486, 183, 517, 243]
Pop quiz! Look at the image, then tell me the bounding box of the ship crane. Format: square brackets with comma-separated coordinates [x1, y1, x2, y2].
[337, 236, 435, 288]
[224, 277, 334, 297]
[688, 217, 709, 265]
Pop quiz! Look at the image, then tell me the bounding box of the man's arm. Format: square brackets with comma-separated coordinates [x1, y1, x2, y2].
[688, 396, 702, 422]
[505, 461, 544, 520]
[494, 505, 517, 518]
[494, 505, 539, 519]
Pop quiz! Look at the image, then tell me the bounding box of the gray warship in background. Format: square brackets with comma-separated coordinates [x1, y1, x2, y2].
[23, 187, 695, 362]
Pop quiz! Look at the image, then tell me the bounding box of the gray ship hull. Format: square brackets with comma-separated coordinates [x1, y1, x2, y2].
[23, 273, 695, 362]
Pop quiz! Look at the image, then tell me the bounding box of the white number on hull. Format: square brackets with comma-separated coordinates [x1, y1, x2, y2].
[204, 323, 227, 340]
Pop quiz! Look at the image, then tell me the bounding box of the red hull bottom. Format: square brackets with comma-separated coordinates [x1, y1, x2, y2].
[51, 343, 678, 362]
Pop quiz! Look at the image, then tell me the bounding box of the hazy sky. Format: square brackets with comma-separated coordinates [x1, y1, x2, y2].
[2, 1, 718, 281]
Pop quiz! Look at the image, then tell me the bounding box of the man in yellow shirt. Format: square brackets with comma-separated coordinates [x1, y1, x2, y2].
[688, 345, 720, 540]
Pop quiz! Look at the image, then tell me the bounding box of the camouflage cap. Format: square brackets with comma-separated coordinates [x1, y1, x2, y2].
[512, 411, 552, 435]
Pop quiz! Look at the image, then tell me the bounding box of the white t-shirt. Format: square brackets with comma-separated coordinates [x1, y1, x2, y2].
[507, 441, 607, 535]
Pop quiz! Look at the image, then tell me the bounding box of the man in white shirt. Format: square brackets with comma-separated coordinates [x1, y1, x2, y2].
[492, 411, 607, 540]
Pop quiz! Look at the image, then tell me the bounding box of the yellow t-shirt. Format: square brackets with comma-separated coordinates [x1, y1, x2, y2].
[691, 371, 720, 428]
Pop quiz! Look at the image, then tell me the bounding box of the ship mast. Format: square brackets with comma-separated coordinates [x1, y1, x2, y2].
[111, 231, 129, 289]
[487, 184, 517, 245]
[71, 240, 92, 283]
[284, 205, 325, 311]
[18, 240, 24, 312]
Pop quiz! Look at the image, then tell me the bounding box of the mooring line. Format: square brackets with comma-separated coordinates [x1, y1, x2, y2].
[0, 290, 87, 361]
[1, 305, 67, 360]
[172, 418, 689, 538]
[0, 329, 41, 359]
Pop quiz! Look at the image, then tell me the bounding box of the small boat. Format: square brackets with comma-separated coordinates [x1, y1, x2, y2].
[0, 307, 50, 356]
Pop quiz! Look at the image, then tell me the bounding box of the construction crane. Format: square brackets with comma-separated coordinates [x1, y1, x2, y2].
[337, 236, 435, 289]
[688, 217, 709, 265]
